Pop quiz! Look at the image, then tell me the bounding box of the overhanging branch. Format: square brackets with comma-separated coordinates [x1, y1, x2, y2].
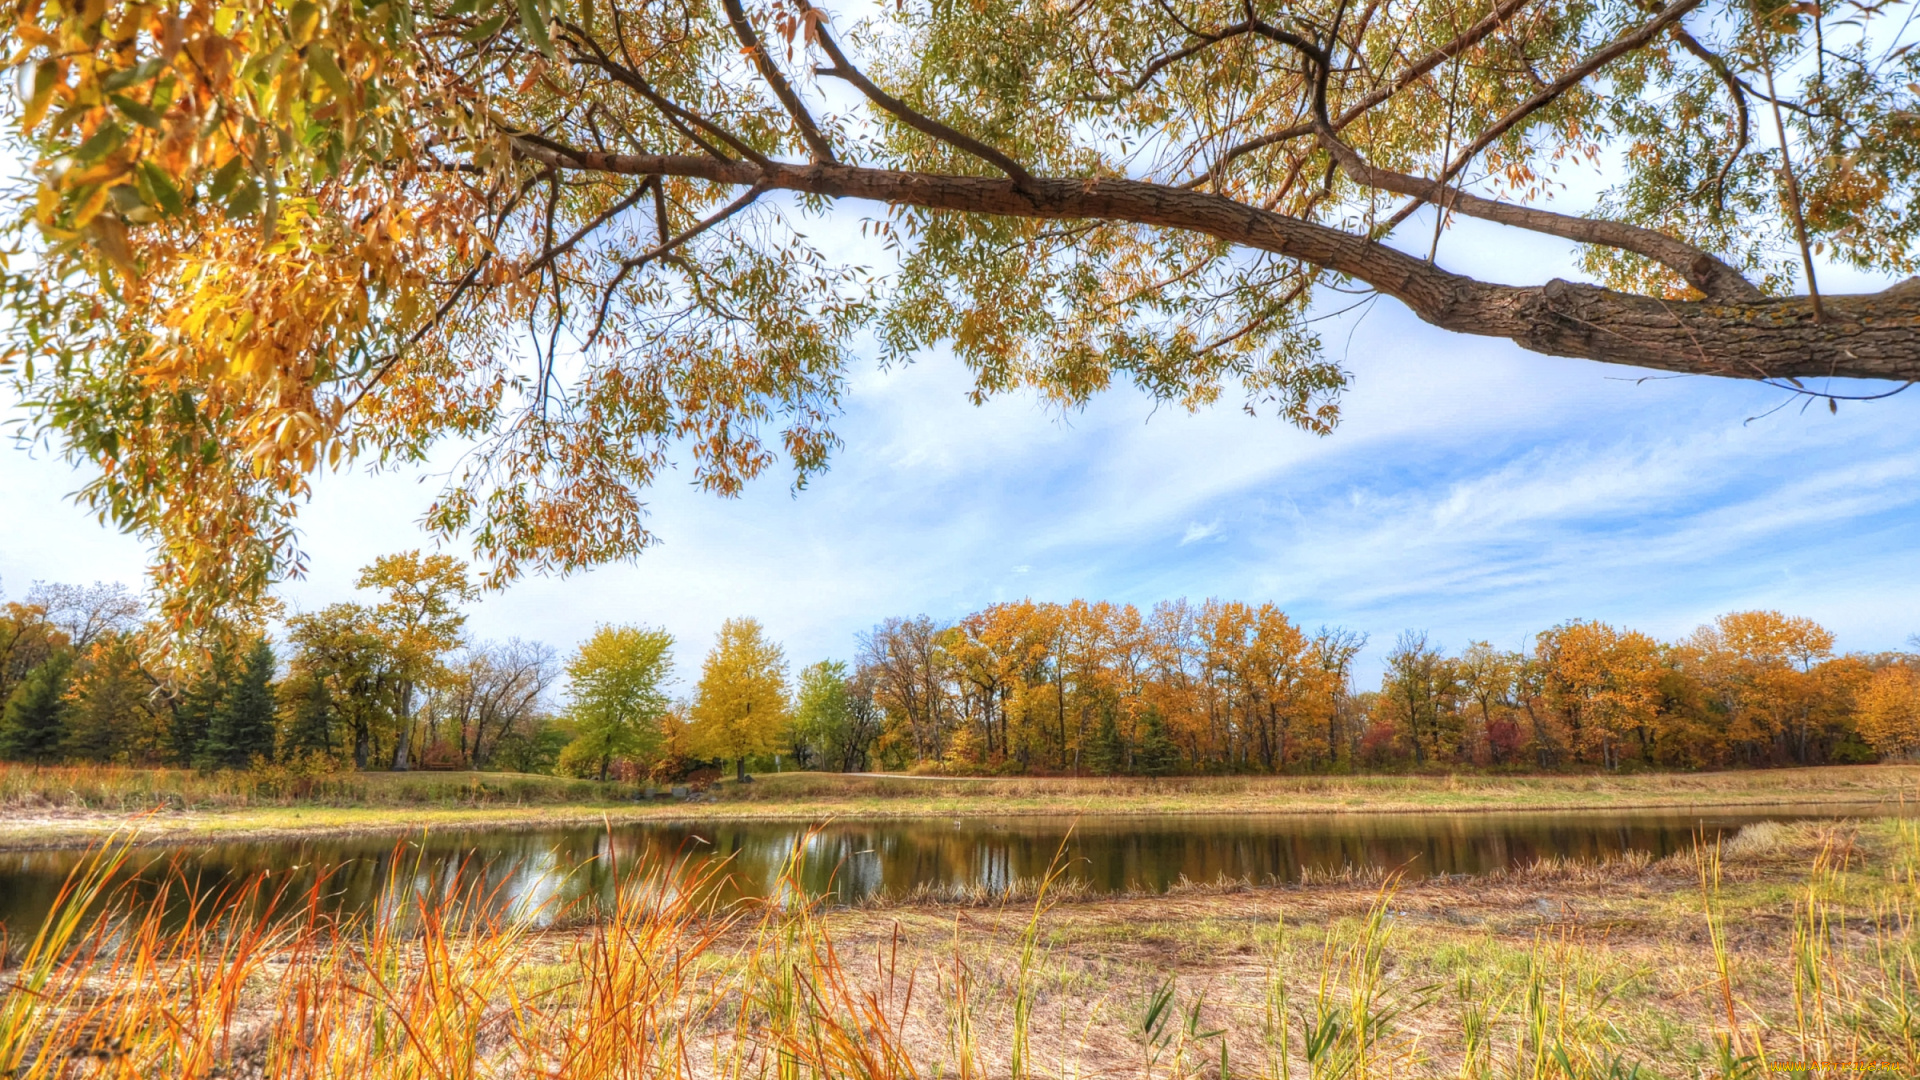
[505, 140, 1920, 382]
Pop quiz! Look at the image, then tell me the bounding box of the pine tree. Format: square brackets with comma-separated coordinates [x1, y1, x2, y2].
[0, 653, 74, 762]
[62, 641, 148, 762]
[200, 640, 277, 769]
[1085, 708, 1125, 776]
[1135, 707, 1180, 777]
[279, 673, 335, 760]
[171, 644, 233, 766]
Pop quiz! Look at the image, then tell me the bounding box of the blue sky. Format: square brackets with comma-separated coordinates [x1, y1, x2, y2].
[3, 211, 1917, 687]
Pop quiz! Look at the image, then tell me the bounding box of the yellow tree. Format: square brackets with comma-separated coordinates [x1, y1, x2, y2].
[1456, 641, 1522, 765]
[1535, 621, 1662, 770]
[1856, 665, 1920, 761]
[690, 618, 790, 782]
[1145, 600, 1207, 767]
[1685, 611, 1838, 764]
[563, 624, 674, 781]
[355, 551, 477, 770]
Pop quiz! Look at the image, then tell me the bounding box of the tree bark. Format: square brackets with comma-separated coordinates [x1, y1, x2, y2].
[514, 144, 1920, 381]
[391, 681, 413, 771]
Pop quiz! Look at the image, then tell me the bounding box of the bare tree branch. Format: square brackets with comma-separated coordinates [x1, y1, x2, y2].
[560, 27, 766, 165]
[1671, 26, 1751, 201]
[1190, 0, 1535, 187]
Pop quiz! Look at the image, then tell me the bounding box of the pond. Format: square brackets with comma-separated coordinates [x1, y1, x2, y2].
[0, 805, 1889, 932]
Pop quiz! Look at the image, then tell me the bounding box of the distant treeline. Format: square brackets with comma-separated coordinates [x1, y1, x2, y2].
[4, 566, 1918, 778]
[841, 602, 1920, 775]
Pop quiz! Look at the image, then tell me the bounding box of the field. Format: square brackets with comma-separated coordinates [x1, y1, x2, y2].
[4, 816, 1916, 1078]
[2, 764, 1918, 848]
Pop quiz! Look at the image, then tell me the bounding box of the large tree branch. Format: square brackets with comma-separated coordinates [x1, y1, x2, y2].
[1317, 134, 1762, 301]
[506, 143, 1920, 381]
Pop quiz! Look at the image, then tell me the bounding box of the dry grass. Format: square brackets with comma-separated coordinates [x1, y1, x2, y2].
[4, 817, 1919, 1078]
[0, 764, 629, 813]
[725, 767, 1920, 815]
[4, 764, 1917, 852]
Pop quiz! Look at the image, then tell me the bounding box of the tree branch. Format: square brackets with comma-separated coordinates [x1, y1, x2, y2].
[718, 0, 837, 163]
[797, 0, 1036, 191]
[559, 27, 764, 165]
[1317, 133, 1762, 301]
[518, 176, 657, 280]
[1190, 0, 1534, 188]
[507, 141, 1920, 380]
[1670, 26, 1751, 202]
[1382, 0, 1709, 230]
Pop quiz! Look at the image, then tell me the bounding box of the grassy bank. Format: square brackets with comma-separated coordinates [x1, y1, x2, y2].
[5, 817, 1918, 1077]
[1, 764, 1917, 849]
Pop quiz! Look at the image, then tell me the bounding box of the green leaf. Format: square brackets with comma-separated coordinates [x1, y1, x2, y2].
[109, 94, 164, 128]
[21, 62, 59, 130]
[516, 0, 555, 58]
[101, 58, 167, 93]
[71, 122, 128, 164]
[208, 155, 247, 200]
[308, 46, 352, 102]
[289, 0, 321, 44]
[108, 184, 145, 213]
[138, 162, 186, 216]
[227, 178, 263, 217]
[459, 11, 508, 42]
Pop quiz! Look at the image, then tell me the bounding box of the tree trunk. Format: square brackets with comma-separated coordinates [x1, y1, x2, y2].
[391, 682, 414, 772]
[515, 146, 1920, 379]
[736, 757, 748, 783]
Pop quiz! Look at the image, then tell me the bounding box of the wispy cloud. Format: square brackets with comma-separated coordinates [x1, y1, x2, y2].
[1179, 521, 1221, 546]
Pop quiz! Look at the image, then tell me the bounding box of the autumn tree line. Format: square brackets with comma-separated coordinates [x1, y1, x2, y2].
[0, 555, 797, 781]
[5, 563, 1920, 779]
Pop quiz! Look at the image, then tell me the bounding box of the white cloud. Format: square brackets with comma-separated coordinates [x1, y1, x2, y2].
[1179, 521, 1220, 546]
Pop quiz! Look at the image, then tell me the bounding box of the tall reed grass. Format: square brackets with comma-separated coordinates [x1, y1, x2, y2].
[2, 821, 1917, 1079]
[0, 763, 629, 812]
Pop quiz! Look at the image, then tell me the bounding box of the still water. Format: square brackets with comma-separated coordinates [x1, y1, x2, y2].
[0, 806, 1888, 931]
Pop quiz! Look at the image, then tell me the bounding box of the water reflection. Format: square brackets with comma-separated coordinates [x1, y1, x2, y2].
[0, 806, 1887, 932]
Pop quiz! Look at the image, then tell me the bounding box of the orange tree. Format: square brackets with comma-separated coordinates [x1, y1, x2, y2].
[3, 0, 1917, 619]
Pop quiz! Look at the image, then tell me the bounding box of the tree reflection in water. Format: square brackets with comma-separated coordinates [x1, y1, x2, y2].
[0, 806, 1882, 932]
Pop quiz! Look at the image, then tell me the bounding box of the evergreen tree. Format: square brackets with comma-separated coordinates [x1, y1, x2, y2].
[279, 672, 336, 760]
[1135, 707, 1180, 778]
[62, 640, 149, 762]
[0, 653, 74, 762]
[171, 644, 233, 766]
[199, 640, 277, 769]
[1085, 708, 1125, 776]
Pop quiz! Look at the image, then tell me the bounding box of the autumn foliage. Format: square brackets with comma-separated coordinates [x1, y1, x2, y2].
[833, 604, 1915, 775]
[5, 0, 1917, 631]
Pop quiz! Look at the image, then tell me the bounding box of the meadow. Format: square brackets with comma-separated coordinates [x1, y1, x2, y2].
[1, 763, 1917, 849]
[3, 816, 1917, 1078]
